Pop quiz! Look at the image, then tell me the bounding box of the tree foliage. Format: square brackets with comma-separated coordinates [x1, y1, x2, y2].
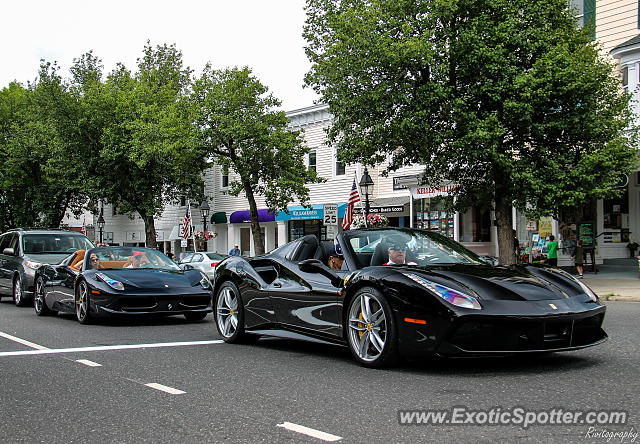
[304, 0, 638, 264]
[0, 65, 86, 232]
[191, 66, 320, 255]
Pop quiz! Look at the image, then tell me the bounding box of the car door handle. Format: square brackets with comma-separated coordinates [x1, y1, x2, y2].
[272, 282, 282, 288]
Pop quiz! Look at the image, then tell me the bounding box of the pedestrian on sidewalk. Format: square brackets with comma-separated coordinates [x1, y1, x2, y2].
[546, 235, 559, 267]
[571, 240, 584, 278]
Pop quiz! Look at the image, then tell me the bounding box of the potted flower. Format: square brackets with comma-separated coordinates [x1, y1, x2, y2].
[349, 214, 389, 229]
[194, 230, 217, 240]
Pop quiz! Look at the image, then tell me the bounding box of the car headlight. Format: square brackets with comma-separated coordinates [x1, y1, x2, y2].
[553, 269, 599, 302]
[24, 261, 43, 270]
[96, 273, 125, 291]
[405, 273, 481, 310]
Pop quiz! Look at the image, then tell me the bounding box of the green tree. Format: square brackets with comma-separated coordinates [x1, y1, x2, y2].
[304, 0, 638, 264]
[73, 44, 206, 248]
[0, 65, 86, 231]
[191, 66, 320, 255]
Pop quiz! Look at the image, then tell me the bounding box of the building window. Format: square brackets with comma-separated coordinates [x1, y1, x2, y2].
[221, 173, 229, 188]
[308, 149, 317, 173]
[622, 66, 629, 92]
[583, 0, 595, 40]
[335, 148, 345, 176]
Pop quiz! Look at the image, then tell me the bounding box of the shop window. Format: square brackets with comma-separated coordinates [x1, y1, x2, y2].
[289, 219, 326, 242]
[603, 188, 629, 243]
[413, 197, 455, 239]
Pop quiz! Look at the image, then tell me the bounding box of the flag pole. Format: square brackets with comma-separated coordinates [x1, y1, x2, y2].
[189, 200, 197, 253]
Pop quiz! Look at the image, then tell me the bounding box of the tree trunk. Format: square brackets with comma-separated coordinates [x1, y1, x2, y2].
[141, 213, 157, 249]
[495, 193, 515, 265]
[243, 181, 265, 256]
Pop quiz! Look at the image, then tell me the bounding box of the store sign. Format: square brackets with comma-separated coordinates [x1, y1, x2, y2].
[410, 184, 458, 199]
[354, 205, 405, 214]
[393, 175, 418, 190]
[156, 231, 165, 241]
[526, 220, 538, 231]
[125, 232, 142, 241]
[290, 208, 322, 220]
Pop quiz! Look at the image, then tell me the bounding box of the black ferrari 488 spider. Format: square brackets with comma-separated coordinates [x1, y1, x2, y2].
[213, 228, 607, 367]
[34, 247, 213, 324]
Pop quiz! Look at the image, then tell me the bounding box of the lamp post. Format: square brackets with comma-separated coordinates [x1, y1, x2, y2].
[200, 199, 210, 249]
[359, 167, 374, 224]
[97, 210, 105, 245]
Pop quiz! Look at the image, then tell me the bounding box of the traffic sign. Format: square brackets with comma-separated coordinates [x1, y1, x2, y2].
[324, 204, 338, 226]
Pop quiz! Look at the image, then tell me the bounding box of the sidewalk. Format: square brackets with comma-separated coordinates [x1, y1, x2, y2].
[578, 264, 640, 302]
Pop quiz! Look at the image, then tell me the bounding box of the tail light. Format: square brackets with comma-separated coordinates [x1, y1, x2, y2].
[211, 261, 219, 267]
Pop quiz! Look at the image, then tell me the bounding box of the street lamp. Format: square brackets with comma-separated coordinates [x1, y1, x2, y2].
[359, 167, 374, 223]
[200, 199, 210, 248]
[97, 210, 105, 244]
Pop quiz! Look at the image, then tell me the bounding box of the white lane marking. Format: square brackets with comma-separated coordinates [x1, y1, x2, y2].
[0, 332, 49, 350]
[145, 383, 186, 395]
[76, 359, 102, 367]
[0, 339, 223, 357]
[277, 422, 342, 442]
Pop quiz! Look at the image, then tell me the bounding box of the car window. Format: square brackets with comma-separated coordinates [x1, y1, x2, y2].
[343, 229, 484, 269]
[7, 234, 18, 251]
[22, 234, 94, 254]
[205, 253, 225, 260]
[180, 254, 193, 264]
[88, 247, 180, 270]
[192, 254, 203, 263]
[0, 234, 6, 252]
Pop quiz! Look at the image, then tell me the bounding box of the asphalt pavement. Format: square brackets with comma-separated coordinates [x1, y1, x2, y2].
[0, 298, 637, 443]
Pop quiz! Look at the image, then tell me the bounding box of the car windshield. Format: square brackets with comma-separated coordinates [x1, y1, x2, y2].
[343, 228, 485, 269]
[205, 253, 227, 260]
[23, 234, 94, 254]
[86, 247, 180, 271]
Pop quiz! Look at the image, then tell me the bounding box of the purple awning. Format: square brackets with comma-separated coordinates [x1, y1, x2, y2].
[229, 209, 276, 224]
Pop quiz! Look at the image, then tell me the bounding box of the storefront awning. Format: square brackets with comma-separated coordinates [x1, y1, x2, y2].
[276, 204, 347, 221]
[229, 209, 276, 224]
[210, 211, 227, 224]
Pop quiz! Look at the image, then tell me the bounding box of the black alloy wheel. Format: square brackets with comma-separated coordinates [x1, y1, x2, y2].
[75, 281, 92, 324]
[346, 286, 399, 368]
[34, 277, 54, 316]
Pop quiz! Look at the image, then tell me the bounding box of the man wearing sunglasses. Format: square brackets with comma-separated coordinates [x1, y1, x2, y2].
[383, 244, 417, 266]
[89, 253, 101, 270]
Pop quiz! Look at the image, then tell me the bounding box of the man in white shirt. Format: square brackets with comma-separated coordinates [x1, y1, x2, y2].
[383, 244, 417, 266]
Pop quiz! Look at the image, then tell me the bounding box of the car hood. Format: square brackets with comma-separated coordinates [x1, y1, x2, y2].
[96, 269, 202, 290]
[26, 253, 73, 265]
[388, 264, 583, 301]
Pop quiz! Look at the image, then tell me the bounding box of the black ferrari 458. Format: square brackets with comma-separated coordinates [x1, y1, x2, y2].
[213, 228, 606, 367]
[34, 247, 213, 324]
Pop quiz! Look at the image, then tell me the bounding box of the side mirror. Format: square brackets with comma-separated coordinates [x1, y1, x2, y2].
[3, 248, 15, 256]
[298, 259, 343, 288]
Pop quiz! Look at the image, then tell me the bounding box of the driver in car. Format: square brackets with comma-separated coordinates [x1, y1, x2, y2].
[384, 244, 417, 266]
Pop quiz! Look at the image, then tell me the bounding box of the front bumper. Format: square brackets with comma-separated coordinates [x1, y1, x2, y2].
[398, 294, 607, 357]
[91, 292, 213, 316]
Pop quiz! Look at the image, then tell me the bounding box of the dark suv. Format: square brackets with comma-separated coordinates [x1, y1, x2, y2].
[0, 228, 94, 306]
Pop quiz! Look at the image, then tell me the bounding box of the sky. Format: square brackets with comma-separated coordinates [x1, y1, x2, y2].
[0, 0, 321, 111]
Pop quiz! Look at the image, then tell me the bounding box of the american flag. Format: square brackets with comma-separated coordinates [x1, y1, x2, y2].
[342, 179, 361, 230]
[182, 203, 192, 239]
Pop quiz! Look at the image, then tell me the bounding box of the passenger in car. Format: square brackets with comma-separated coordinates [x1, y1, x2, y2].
[88, 253, 101, 270]
[328, 244, 345, 270]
